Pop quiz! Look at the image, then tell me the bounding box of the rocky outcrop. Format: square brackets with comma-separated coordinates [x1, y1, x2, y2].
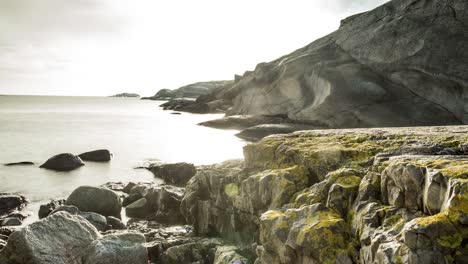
[78, 149, 112, 162]
[66, 186, 122, 218]
[199, 115, 289, 130]
[180, 126, 468, 263]
[125, 184, 185, 224]
[0, 211, 147, 264]
[39, 153, 85, 171]
[190, 0, 468, 129]
[235, 123, 321, 141]
[147, 162, 197, 186]
[143, 80, 233, 100]
[0, 194, 27, 217]
[38, 199, 65, 219]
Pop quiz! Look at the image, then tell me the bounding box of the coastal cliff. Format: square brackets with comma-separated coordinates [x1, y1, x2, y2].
[174, 0, 468, 129]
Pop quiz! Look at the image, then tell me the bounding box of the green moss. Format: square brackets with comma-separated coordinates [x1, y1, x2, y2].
[383, 214, 405, 230]
[438, 234, 463, 249]
[335, 176, 362, 188]
[224, 183, 239, 197]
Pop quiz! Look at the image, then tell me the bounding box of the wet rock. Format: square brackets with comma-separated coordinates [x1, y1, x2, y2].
[39, 153, 85, 171]
[4, 161, 34, 166]
[78, 149, 112, 162]
[0, 193, 28, 217]
[148, 162, 197, 186]
[145, 185, 185, 224]
[66, 186, 122, 218]
[83, 233, 147, 264]
[38, 199, 65, 219]
[0, 211, 100, 264]
[122, 182, 137, 193]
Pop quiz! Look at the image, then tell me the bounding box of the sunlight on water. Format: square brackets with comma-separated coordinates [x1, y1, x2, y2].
[0, 96, 245, 222]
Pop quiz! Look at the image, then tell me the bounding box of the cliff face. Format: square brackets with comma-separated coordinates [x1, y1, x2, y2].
[144, 80, 233, 100]
[180, 126, 468, 263]
[207, 0, 468, 127]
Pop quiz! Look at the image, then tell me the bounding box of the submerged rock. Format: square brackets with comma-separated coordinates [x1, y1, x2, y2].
[66, 186, 122, 218]
[39, 153, 84, 171]
[78, 149, 112, 162]
[4, 161, 34, 166]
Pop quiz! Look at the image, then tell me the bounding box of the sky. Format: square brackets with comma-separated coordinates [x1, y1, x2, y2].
[0, 0, 389, 96]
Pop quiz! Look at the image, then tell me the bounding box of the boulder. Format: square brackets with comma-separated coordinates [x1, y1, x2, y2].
[66, 186, 122, 218]
[0, 211, 100, 264]
[145, 185, 185, 224]
[0, 194, 28, 217]
[148, 162, 197, 186]
[82, 233, 147, 264]
[78, 149, 112, 162]
[39, 153, 84, 171]
[51, 205, 108, 231]
[38, 199, 65, 219]
[162, 238, 222, 264]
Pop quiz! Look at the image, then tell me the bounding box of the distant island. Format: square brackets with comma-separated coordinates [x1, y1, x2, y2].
[110, 93, 140, 98]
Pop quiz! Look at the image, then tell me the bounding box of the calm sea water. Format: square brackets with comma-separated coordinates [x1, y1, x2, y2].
[0, 95, 244, 223]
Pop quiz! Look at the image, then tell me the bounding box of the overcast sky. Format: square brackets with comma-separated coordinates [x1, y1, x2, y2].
[0, 0, 389, 96]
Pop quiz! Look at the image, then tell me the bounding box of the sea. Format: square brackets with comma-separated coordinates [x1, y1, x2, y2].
[0, 95, 245, 223]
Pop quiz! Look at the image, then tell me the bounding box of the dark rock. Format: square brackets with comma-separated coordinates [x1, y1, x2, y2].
[4, 161, 34, 166]
[148, 162, 197, 186]
[110, 93, 140, 98]
[170, 112, 182, 115]
[146, 185, 185, 224]
[39, 153, 85, 171]
[66, 186, 122, 218]
[0, 217, 22, 227]
[38, 199, 66, 219]
[78, 149, 112, 162]
[0, 193, 28, 217]
[106, 216, 127, 230]
[122, 182, 137, 194]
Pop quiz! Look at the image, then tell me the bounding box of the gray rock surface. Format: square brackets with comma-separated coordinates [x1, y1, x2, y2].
[66, 186, 122, 218]
[0, 212, 100, 264]
[39, 153, 85, 171]
[236, 123, 320, 141]
[78, 149, 112, 162]
[38, 199, 65, 219]
[82, 233, 147, 264]
[194, 0, 468, 127]
[143, 80, 233, 100]
[51, 205, 108, 231]
[0, 194, 27, 217]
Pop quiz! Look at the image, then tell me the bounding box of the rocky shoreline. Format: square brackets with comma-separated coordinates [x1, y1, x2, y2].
[1, 126, 467, 263]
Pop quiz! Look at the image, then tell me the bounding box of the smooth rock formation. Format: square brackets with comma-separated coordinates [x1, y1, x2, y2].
[0, 212, 100, 264]
[78, 149, 112, 162]
[189, 0, 468, 128]
[39, 153, 84, 171]
[66, 186, 122, 218]
[148, 162, 197, 186]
